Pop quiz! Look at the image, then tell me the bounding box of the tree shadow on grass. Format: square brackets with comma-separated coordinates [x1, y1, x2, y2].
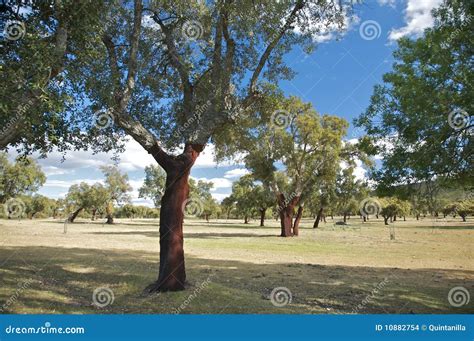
[0, 246, 473, 314]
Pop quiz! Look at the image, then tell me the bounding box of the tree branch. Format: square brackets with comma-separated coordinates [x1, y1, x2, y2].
[248, 0, 305, 95]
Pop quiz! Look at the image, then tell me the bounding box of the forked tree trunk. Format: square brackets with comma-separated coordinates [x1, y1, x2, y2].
[259, 208, 266, 227]
[278, 193, 299, 237]
[68, 207, 83, 223]
[313, 207, 324, 228]
[145, 143, 201, 293]
[293, 205, 303, 236]
[383, 216, 389, 225]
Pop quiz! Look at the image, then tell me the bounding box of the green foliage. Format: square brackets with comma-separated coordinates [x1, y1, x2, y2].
[0, 152, 45, 203]
[100, 166, 132, 205]
[355, 0, 473, 187]
[0, 1, 122, 155]
[115, 204, 159, 219]
[138, 165, 166, 208]
[236, 93, 348, 207]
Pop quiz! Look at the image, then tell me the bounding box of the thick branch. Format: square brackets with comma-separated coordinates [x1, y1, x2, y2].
[248, 0, 305, 95]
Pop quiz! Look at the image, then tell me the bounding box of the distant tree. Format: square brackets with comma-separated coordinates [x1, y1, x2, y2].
[221, 196, 236, 220]
[27, 194, 52, 219]
[0, 153, 46, 203]
[231, 175, 257, 224]
[335, 166, 365, 223]
[239, 94, 347, 236]
[101, 166, 132, 224]
[65, 182, 94, 222]
[138, 165, 166, 208]
[252, 183, 274, 227]
[309, 182, 337, 228]
[456, 200, 474, 222]
[188, 179, 220, 221]
[379, 197, 412, 225]
[88, 183, 109, 221]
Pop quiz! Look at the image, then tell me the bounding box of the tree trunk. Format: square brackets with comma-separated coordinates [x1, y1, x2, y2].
[105, 203, 114, 224]
[416, 214, 419, 220]
[68, 207, 83, 223]
[293, 205, 303, 236]
[278, 193, 298, 237]
[383, 216, 389, 225]
[313, 207, 324, 228]
[259, 208, 266, 227]
[91, 208, 97, 221]
[244, 215, 248, 224]
[461, 214, 467, 222]
[145, 143, 201, 293]
[343, 213, 347, 223]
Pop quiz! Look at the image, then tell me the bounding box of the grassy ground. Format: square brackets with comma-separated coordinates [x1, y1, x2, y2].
[0, 216, 473, 314]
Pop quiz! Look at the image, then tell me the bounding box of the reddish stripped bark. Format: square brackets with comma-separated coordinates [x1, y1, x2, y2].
[278, 193, 299, 237]
[145, 143, 202, 292]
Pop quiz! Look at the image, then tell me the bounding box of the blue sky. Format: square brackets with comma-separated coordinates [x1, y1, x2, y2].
[14, 0, 444, 206]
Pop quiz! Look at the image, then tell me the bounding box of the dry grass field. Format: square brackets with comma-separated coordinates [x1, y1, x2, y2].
[0, 217, 473, 314]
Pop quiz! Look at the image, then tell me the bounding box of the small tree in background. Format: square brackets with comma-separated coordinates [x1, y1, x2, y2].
[100, 166, 132, 224]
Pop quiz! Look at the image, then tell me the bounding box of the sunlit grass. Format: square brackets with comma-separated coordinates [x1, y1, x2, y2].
[0, 217, 473, 314]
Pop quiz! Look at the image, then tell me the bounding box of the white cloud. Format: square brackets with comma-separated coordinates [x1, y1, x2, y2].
[388, 0, 443, 41]
[43, 178, 104, 189]
[223, 168, 250, 179]
[210, 193, 229, 202]
[295, 4, 360, 43]
[339, 159, 367, 181]
[377, 0, 396, 7]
